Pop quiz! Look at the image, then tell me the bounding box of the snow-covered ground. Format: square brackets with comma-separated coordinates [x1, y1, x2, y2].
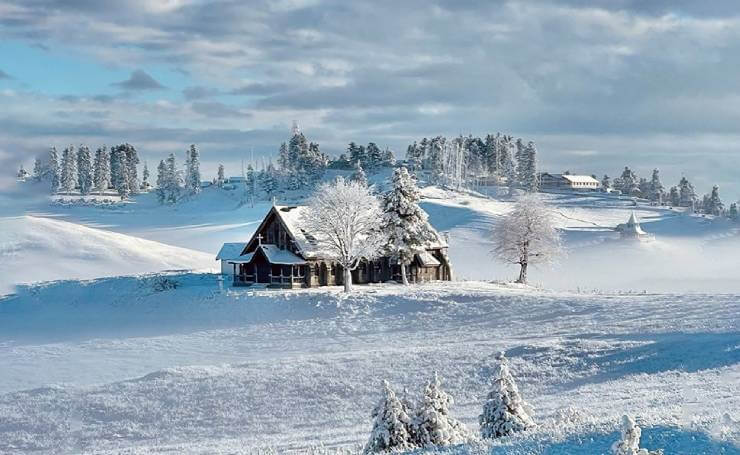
[0, 277, 737, 453]
[0, 180, 738, 454]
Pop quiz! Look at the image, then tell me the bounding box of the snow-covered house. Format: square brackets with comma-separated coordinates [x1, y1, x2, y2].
[216, 242, 248, 275]
[616, 212, 653, 241]
[220, 205, 452, 288]
[540, 173, 600, 191]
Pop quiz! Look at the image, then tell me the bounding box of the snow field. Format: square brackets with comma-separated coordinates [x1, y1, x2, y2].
[0, 277, 737, 453]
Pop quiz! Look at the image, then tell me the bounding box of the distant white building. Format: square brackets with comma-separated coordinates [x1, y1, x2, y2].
[216, 242, 248, 275]
[616, 212, 653, 241]
[540, 173, 600, 191]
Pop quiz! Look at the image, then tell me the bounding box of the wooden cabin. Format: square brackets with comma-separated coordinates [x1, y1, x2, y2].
[220, 205, 452, 288]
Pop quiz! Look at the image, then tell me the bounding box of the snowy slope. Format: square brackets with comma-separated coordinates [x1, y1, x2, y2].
[0, 277, 737, 453]
[0, 216, 214, 294]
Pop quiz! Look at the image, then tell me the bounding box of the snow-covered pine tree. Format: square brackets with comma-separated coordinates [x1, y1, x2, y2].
[479, 352, 535, 439]
[602, 175, 611, 190]
[649, 169, 664, 203]
[514, 138, 526, 187]
[141, 161, 150, 190]
[669, 186, 680, 207]
[258, 162, 279, 197]
[678, 177, 697, 208]
[186, 144, 201, 195]
[611, 415, 663, 455]
[47, 147, 60, 193]
[277, 142, 290, 172]
[427, 137, 446, 184]
[638, 178, 650, 198]
[76, 145, 93, 195]
[349, 142, 366, 169]
[492, 193, 563, 284]
[363, 380, 415, 454]
[501, 142, 517, 196]
[484, 134, 499, 176]
[60, 146, 77, 193]
[382, 147, 395, 167]
[156, 159, 167, 203]
[521, 141, 538, 192]
[351, 161, 368, 187]
[412, 372, 471, 447]
[729, 202, 738, 221]
[366, 142, 382, 172]
[381, 167, 437, 285]
[110, 146, 130, 199]
[217, 164, 225, 187]
[619, 167, 640, 196]
[164, 153, 181, 203]
[245, 164, 256, 204]
[33, 158, 44, 182]
[17, 164, 29, 181]
[704, 185, 723, 216]
[123, 144, 139, 195]
[93, 147, 110, 195]
[300, 177, 386, 292]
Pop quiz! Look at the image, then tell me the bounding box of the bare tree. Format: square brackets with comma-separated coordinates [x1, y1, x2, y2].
[492, 194, 563, 284]
[301, 177, 386, 292]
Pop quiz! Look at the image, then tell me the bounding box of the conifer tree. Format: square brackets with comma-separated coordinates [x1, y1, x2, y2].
[186, 144, 201, 195]
[521, 141, 538, 192]
[164, 153, 181, 203]
[678, 177, 697, 208]
[76, 145, 93, 195]
[110, 146, 130, 199]
[277, 142, 290, 171]
[704, 185, 723, 216]
[602, 175, 611, 190]
[93, 147, 110, 195]
[366, 142, 382, 172]
[217, 164, 225, 187]
[141, 161, 150, 190]
[156, 159, 167, 203]
[381, 147, 395, 167]
[479, 352, 535, 439]
[351, 161, 368, 187]
[611, 416, 663, 455]
[33, 158, 43, 182]
[619, 167, 640, 196]
[669, 186, 680, 207]
[123, 144, 139, 195]
[412, 372, 471, 447]
[649, 169, 664, 203]
[363, 380, 415, 454]
[48, 147, 61, 194]
[729, 202, 738, 221]
[380, 167, 437, 285]
[60, 146, 77, 193]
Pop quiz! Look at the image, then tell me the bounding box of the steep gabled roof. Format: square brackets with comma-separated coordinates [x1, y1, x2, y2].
[216, 242, 248, 261]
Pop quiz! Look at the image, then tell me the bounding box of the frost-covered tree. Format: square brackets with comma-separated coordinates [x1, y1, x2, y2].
[110, 146, 130, 198]
[648, 169, 664, 203]
[33, 158, 44, 182]
[60, 146, 77, 193]
[678, 177, 697, 208]
[351, 161, 368, 187]
[47, 147, 61, 193]
[93, 147, 110, 194]
[479, 352, 535, 439]
[602, 175, 611, 190]
[366, 142, 383, 172]
[382, 147, 395, 167]
[427, 137, 446, 184]
[217, 164, 225, 187]
[17, 164, 29, 181]
[500, 142, 517, 196]
[412, 372, 471, 447]
[165, 153, 182, 203]
[703, 185, 723, 216]
[381, 167, 437, 285]
[611, 416, 663, 455]
[492, 194, 563, 284]
[520, 141, 538, 192]
[156, 159, 167, 203]
[123, 144, 139, 195]
[76, 145, 93, 195]
[669, 186, 680, 207]
[619, 167, 640, 196]
[729, 202, 738, 221]
[300, 177, 386, 292]
[364, 380, 415, 454]
[258, 162, 279, 197]
[141, 161, 150, 190]
[186, 144, 201, 195]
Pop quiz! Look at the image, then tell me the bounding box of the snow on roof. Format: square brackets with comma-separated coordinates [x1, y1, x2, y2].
[259, 244, 307, 265]
[623, 211, 647, 235]
[227, 253, 254, 264]
[273, 205, 447, 256]
[417, 251, 441, 266]
[561, 174, 600, 184]
[216, 242, 248, 261]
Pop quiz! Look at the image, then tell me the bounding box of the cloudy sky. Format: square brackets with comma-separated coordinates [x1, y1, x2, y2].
[1, 0, 739, 198]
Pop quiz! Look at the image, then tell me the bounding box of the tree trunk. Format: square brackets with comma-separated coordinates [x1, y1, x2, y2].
[343, 267, 352, 292]
[400, 263, 409, 285]
[517, 262, 528, 284]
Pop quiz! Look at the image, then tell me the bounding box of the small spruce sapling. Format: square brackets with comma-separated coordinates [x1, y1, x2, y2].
[412, 372, 471, 447]
[611, 415, 663, 455]
[479, 352, 535, 439]
[364, 380, 415, 453]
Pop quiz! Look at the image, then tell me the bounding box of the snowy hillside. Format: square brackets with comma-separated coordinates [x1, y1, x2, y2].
[0, 276, 737, 453]
[0, 215, 214, 294]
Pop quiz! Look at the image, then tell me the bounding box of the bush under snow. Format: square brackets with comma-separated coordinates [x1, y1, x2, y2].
[479, 352, 535, 439]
